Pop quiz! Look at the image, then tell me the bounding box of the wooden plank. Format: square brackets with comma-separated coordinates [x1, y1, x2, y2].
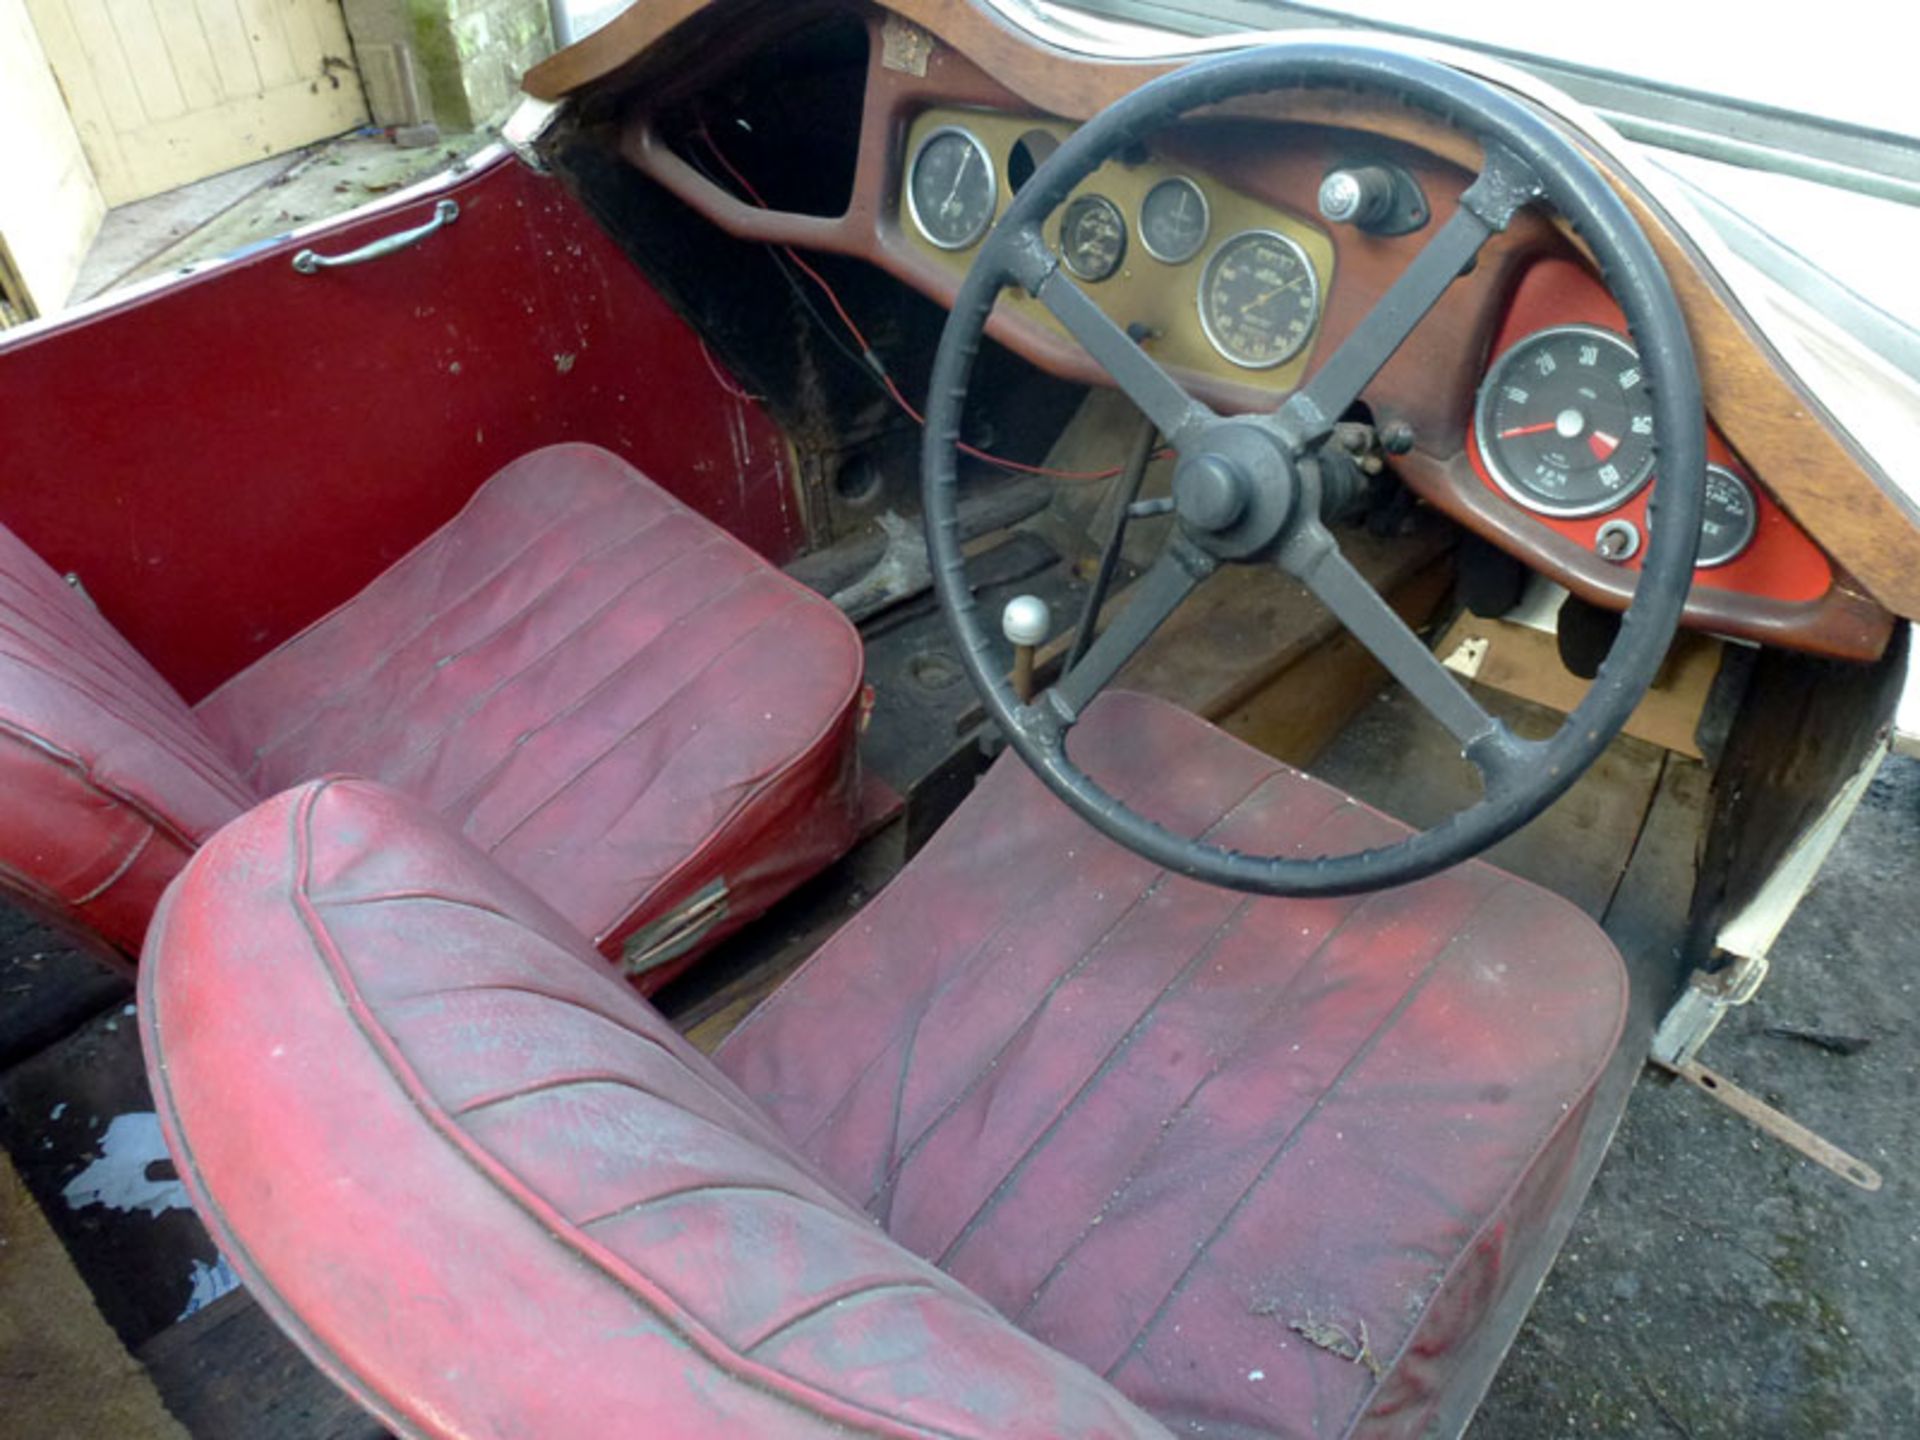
[103, 0, 189, 121]
[1115, 519, 1453, 720]
[152, 0, 226, 112]
[103, 80, 366, 201]
[0, 904, 130, 1070]
[1218, 557, 1453, 767]
[1, 1151, 190, 1440]
[0, 0, 107, 311]
[137, 1289, 386, 1440]
[1312, 685, 1667, 918]
[1433, 613, 1723, 759]
[195, 0, 263, 98]
[234, 0, 299, 89]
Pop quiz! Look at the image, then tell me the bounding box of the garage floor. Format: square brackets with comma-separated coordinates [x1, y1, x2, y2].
[1472, 754, 1919, 1438]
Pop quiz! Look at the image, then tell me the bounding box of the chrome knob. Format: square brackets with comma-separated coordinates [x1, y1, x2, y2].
[1000, 594, 1052, 648]
[1318, 167, 1395, 228]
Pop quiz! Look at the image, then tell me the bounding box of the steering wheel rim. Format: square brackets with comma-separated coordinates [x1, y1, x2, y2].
[923, 41, 1706, 897]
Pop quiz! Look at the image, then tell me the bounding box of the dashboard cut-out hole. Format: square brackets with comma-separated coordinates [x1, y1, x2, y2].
[1007, 130, 1060, 193]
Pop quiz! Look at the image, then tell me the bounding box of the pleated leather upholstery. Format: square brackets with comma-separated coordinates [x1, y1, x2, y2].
[1, 444, 863, 981]
[0, 524, 251, 955]
[719, 691, 1628, 1439]
[193, 443, 865, 977]
[142, 777, 1169, 1440]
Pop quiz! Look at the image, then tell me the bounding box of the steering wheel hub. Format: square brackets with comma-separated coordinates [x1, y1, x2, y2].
[1172, 420, 1299, 557]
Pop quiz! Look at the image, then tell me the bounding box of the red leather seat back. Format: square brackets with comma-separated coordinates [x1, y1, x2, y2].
[0, 525, 252, 955]
[142, 778, 1169, 1439]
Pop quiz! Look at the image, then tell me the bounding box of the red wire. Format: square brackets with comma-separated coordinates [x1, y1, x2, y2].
[695, 122, 1135, 483]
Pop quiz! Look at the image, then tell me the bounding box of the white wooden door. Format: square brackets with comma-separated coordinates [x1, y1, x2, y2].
[25, 0, 370, 205]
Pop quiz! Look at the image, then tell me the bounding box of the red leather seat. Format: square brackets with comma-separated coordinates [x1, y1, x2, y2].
[143, 693, 1626, 1439]
[0, 444, 863, 980]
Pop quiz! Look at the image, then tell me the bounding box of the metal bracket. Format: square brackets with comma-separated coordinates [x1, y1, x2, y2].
[1659, 1057, 1883, 1192]
[1650, 953, 1769, 1068]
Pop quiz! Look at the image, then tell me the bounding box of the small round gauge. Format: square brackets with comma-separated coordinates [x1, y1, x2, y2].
[1139, 175, 1210, 264]
[1696, 464, 1759, 568]
[1474, 325, 1658, 517]
[1059, 194, 1127, 282]
[1197, 229, 1320, 370]
[907, 127, 997, 251]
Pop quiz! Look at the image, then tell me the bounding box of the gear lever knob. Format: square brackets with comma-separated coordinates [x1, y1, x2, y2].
[1002, 595, 1051, 703]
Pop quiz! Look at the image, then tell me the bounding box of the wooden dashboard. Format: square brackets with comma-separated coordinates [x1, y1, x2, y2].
[529, 0, 1907, 661]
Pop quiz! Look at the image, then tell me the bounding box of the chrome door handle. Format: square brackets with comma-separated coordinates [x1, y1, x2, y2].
[291, 199, 458, 274]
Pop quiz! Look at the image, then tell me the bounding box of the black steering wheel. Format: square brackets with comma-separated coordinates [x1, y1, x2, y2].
[923, 41, 1706, 896]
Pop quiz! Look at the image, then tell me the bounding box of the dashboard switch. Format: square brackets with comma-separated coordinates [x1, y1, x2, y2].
[1319, 167, 1396, 228]
[1316, 163, 1429, 235]
[1595, 518, 1642, 562]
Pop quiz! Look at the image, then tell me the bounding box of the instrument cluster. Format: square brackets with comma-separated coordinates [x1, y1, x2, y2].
[1467, 260, 1832, 603]
[900, 109, 1332, 387]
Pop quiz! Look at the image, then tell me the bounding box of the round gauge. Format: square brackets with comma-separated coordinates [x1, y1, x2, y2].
[1197, 229, 1320, 370]
[1474, 325, 1658, 517]
[1139, 176, 1210, 264]
[1696, 464, 1759, 568]
[907, 127, 997, 251]
[1059, 194, 1127, 282]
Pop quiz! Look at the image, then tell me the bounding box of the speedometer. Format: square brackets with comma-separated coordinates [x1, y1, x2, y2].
[1197, 230, 1319, 370]
[1474, 325, 1657, 517]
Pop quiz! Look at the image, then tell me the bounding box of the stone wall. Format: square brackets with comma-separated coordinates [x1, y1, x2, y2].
[345, 0, 554, 135]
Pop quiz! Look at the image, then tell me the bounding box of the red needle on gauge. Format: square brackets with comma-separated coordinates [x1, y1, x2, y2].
[1498, 421, 1559, 439]
[1588, 431, 1620, 460]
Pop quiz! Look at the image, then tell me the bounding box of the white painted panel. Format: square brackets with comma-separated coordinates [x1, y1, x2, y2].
[0, 0, 106, 311]
[27, 0, 368, 205]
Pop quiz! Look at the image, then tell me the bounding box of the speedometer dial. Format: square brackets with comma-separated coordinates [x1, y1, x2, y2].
[1197, 230, 1319, 369]
[907, 127, 996, 251]
[1474, 325, 1657, 517]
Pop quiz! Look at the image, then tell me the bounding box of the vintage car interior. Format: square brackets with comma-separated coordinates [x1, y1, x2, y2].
[2, 1, 1915, 1436]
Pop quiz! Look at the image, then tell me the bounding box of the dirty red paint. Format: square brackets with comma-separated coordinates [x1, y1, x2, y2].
[0, 154, 800, 701]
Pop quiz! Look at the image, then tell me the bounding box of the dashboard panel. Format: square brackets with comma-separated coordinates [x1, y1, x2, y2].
[898, 107, 1335, 396]
[1464, 258, 1834, 607]
[556, 0, 1899, 662]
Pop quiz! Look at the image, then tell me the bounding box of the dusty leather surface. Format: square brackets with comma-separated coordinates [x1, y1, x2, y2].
[0, 523, 251, 956]
[0, 441, 862, 976]
[194, 444, 864, 974]
[720, 691, 1628, 1438]
[142, 777, 1169, 1439]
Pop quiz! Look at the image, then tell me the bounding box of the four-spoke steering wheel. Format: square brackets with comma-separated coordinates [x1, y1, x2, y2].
[924, 42, 1706, 896]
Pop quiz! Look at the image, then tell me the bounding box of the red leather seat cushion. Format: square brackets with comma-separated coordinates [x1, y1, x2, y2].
[143, 778, 1167, 1439]
[194, 444, 864, 978]
[0, 525, 251, 954]
[718, 692, 1627, 1439]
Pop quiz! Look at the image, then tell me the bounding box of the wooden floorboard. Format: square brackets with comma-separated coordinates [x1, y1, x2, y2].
[0, 900, 130, 1070]
[1311, 684, 1668, 917]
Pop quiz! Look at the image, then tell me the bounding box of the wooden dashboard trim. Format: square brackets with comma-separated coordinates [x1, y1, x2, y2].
[527, 0, 1915, 638]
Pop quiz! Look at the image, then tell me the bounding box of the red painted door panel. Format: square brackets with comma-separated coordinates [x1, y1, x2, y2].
[0, 154, 801, 701]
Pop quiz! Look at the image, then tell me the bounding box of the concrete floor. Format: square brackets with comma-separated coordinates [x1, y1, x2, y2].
[1473, 754, 1920, 1437]
[69, 127, 497, 307]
